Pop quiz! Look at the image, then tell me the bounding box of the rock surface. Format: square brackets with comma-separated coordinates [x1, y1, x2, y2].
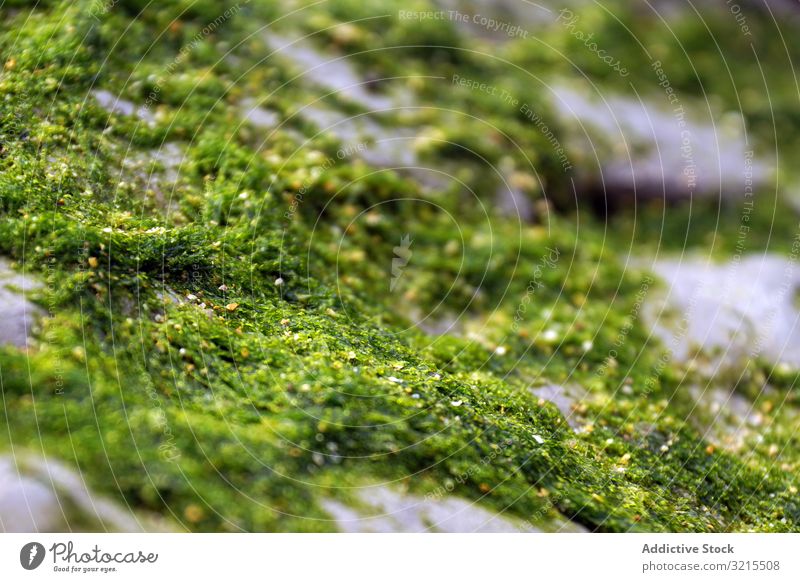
[92, 89, 156, 124]
[0, 454, 171, 532]
[0, 258, 42, 348]
[322, 485, 582, 533]
[550, 84, 767, 200]
[531, 383, 588, 430]
[644, 254, 800, 370]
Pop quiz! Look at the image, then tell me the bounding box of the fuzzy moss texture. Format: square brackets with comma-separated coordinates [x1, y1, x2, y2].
[0, 0, 799, 532]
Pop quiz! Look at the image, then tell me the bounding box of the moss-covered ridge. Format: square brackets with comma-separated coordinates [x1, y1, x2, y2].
[0, 1, 798, 532]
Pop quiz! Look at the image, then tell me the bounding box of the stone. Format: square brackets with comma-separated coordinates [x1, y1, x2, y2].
[92, 90, 156, 124]
[531, 383, 588, 430]
[0, 258, 43, 348]
[0, 454, 172, 532]
[644, 254, 800, 370]
[322, 485, 536, 533]
[550, 84, 768, 201]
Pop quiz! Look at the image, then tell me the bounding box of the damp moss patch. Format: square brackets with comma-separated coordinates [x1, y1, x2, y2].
[0, 1, 798, 532]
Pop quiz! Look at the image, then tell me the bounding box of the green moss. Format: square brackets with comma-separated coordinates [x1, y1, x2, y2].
[0, 0, 797, 532]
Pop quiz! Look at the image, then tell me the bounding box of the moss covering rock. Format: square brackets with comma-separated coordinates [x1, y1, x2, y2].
[0, 0, 798, 532]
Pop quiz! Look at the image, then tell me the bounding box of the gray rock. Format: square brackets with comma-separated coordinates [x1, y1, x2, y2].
[0, 454, 172, 532]
[0, 457, 63, 532]
[0, 258, 43, 348]
[644, 254, 800, 369]
[240, 99, 280, 128]
[322, 485, 537, 533]
[550, 84, 768, 200]
[530, 383, 588, 430]
[92, 90, 155, 124]
[298, 103, 419, 168]
[263, 34, 407, 111]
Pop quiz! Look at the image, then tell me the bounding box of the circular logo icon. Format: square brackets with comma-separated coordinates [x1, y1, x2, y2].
[20, 542, 46, 570]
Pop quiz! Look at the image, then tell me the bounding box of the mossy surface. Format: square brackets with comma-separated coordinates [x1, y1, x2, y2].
[0, 1, 798, 532]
